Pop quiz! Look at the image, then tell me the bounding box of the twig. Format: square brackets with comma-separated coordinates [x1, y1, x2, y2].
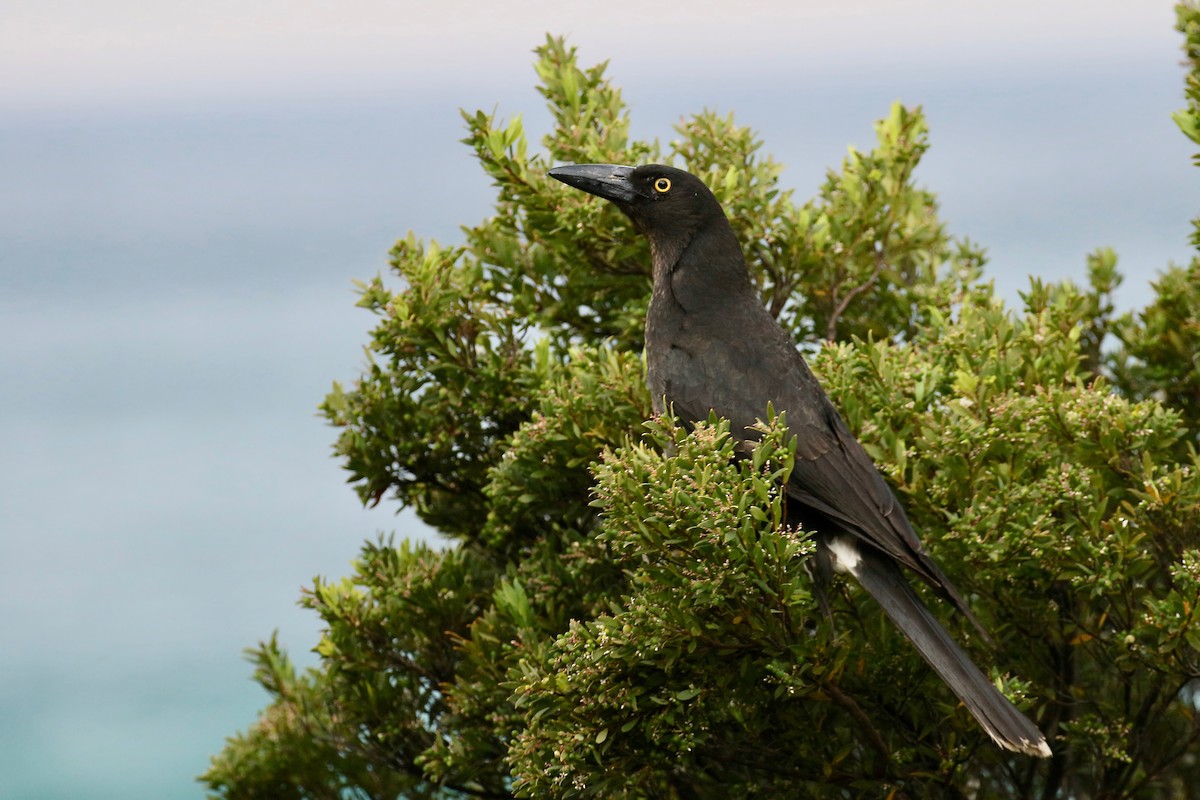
[826, 254, 887, 342]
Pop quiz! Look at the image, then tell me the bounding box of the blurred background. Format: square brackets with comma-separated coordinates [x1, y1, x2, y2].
[1, 1, 1193, 797]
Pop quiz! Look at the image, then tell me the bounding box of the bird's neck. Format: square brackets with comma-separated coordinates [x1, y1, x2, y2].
[649, 215, 753, 314]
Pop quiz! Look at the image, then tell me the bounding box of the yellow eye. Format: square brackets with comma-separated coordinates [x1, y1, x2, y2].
[653, 177, 671, 193]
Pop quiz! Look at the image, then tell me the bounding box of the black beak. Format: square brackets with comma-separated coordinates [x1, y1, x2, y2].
[548, 164, 638, 204]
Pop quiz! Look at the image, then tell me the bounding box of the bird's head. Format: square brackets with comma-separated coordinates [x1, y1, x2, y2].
[547, 164, 727, 264]
[548, 163, 750, 299]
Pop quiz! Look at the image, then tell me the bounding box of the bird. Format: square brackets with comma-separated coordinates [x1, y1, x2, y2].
[547, 162, 1051, 758]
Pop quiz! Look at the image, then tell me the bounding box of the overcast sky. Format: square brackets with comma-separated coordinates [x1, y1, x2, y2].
[1, 1, 1180, 109]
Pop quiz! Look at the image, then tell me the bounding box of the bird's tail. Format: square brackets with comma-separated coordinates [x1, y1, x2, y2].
[851, 547, 1051, 758]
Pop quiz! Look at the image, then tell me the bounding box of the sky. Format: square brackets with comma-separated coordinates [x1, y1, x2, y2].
[0, 2, 1194, 798]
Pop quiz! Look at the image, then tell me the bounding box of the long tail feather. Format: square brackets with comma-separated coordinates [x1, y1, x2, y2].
[828, 537, 1051, 757]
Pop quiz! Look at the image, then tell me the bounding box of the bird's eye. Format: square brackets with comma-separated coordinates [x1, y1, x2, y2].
[653, 177, 671, 193]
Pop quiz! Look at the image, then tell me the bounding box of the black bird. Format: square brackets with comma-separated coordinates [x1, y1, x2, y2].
[548, 163, 1051, 758]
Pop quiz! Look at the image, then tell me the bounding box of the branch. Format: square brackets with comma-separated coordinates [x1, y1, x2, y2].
[826, 254, 887, 342]
[821, 679, 892, 768]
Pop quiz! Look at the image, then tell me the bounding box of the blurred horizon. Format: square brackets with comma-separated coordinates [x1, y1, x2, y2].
[1, 2, 1194, 797]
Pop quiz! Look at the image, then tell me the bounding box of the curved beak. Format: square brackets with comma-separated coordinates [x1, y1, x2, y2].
[548, 163, 637, 203]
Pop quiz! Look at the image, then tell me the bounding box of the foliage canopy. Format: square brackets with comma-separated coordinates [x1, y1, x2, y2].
[205, 10, 1200, 798]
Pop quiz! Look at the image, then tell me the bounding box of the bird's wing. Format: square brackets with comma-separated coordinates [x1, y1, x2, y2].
[663, 316, 969, 607]
[786, 411, 929, 574]
[787, 408, 990, 635]
[688, 319, 932, 573]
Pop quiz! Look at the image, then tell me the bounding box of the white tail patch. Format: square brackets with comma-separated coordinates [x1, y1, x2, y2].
[827, 537, 861, 576]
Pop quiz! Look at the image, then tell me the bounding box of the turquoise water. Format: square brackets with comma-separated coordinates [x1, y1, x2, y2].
[1, 658, 265, 799]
